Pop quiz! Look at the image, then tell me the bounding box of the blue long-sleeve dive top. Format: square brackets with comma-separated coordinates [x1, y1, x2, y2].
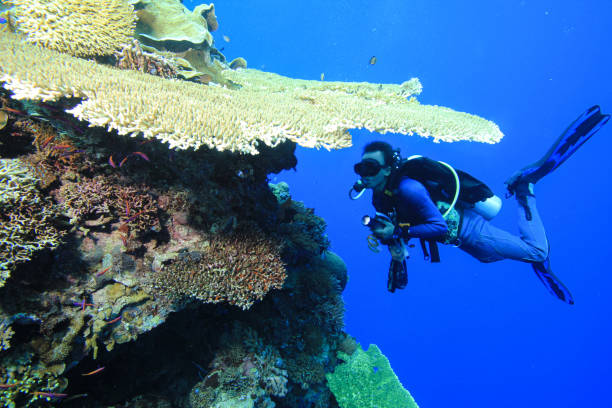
[373, 177, 448, 240]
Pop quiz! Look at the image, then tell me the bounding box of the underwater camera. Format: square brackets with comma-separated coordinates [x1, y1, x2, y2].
[361, 214, 390, 231]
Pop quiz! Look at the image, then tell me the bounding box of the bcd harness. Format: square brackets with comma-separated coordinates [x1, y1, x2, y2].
[373, 155, 495, 264]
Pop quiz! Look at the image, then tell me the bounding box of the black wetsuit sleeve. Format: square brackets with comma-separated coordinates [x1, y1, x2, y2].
[396, 178, 448, 240]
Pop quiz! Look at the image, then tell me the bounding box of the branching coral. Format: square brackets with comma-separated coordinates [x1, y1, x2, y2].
[0, 30, 503, 155]
[0, 357, 66, 408]
[56, 175, 159, 234]
[148, 230, 286, 310]
[0, 158, 64, 286]
[5, 0, 137, 57]
[0, 320, 14, 351]
[189, 338, 288, 408]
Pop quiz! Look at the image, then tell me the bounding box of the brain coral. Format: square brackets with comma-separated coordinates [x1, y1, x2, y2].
[5, 0, 136, 56]
[0, 30, 503, 154]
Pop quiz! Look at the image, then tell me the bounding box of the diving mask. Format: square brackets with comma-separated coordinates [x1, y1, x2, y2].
[354, 159, 385, 177]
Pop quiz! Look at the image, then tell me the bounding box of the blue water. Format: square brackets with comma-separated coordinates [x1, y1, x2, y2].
[187, 1, 612, 407]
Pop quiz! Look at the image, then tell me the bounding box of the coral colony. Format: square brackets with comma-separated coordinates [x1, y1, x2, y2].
[0, 0, 501, 406]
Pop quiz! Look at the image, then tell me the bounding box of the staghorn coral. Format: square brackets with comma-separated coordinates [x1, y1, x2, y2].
[148, 230, 286, 310]
[0, 30, 503, 155]
[0, 159, 64, 286]
[6, 0, 137, 57]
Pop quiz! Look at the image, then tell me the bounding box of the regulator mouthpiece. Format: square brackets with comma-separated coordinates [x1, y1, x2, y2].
[349, 180, 366, 200]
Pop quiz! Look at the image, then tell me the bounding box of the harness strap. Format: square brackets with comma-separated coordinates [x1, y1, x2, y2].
[419, 239, 441, 263]
[429, 240, 440, 263]
[419, 239, 430, 261]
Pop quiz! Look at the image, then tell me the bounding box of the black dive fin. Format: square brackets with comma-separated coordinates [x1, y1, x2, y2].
[531, 256, 574, 305]
[507, 105, 609, 193]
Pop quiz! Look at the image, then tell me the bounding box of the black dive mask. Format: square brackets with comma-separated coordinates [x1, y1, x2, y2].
[354, 159, 385, 177]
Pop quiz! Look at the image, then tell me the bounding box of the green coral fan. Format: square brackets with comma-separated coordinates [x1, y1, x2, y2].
[326, 344, 419, 408]
[0, 159, 64, 286]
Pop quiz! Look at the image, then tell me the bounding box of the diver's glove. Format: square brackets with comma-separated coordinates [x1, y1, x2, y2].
[387, 258, 408, 293]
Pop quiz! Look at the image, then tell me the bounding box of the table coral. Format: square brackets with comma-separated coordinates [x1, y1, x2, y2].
[0, 30, 503, 155]
[5, 0, 137, 57]
[0, 158, 64, 286]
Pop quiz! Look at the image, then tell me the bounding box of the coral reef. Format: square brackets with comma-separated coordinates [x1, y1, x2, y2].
[0, 29, 502, 155]
[134, 0, 217, 51]
[326, 344, 419, 408]
[0, 158, 64, 286]
[5, 0, 137, 57]
[0, 110, 7, 130]
[0, 4, 424, 407]
[189, 329, 288, 408]
[114, 40, 178, 79]
[147, 229, 287, 310]
[0, 320, 14, 351]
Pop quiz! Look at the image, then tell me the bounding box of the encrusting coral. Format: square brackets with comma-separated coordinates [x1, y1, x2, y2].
[0, 158, 64, 287]
[5, 0, 137, 57]
[0, 30, 503, 155]
[326, 344, 419, 408]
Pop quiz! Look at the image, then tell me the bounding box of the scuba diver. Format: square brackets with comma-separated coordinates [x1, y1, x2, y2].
[349, 106, 609, 304]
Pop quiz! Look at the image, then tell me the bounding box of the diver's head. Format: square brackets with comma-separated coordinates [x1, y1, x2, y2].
[354, 141, 394, 192]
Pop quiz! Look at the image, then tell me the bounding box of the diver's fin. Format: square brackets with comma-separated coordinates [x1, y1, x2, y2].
[506, 105, 609, 193]
[531, 256, 574, 305]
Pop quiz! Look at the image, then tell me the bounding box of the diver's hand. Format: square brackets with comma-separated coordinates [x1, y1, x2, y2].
[371, 218, 395, 241]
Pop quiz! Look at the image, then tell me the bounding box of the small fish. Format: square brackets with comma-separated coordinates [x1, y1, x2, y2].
[105, 316, 121, 324]
[40, 135, 55, 148]
[369, 56, 377, 65]
[95, 266, 111, 277]
[223, 35, 230, 42]
[60, 149, 84, 158]
[132, 151, 150, 161]
[31, 392, 68, 399]
[124, 210, 144, 224]
[108, 155, 117, 168]
[320, 72, 325, 81]
[82, 366, 105, 376]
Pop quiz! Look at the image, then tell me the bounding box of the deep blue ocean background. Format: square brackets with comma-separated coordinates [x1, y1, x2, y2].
[187, 2, 612, 407]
